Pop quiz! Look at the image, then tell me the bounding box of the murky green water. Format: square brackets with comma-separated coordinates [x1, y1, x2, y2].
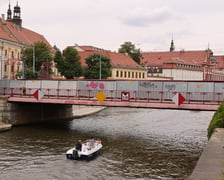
[0, 107, 214, 179]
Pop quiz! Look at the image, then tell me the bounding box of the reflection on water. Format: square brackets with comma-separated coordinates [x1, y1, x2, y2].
[0, 107, 214, 179]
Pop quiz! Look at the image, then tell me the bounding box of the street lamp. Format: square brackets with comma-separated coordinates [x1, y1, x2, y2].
[92, 54, 102, 80]
[33, 45, 35, 73]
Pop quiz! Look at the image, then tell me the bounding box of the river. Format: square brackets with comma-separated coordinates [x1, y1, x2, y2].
[0, 107, 214, 180]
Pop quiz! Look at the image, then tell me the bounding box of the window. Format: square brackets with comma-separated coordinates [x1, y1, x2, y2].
[124, 71, 127, 78]
[116, 70, 119, 77]
[120, 71, 123, 78]
[5, 50, 7, 56]
[128, 72, 130, 78]
[139, 72, 141, 79]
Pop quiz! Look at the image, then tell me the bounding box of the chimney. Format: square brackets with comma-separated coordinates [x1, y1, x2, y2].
[1, 14, 5, 20]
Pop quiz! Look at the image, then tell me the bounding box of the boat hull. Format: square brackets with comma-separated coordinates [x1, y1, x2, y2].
[66, 140, 103, 160]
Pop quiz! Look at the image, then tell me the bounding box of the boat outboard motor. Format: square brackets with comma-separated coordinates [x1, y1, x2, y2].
[72, 150, 79, 160]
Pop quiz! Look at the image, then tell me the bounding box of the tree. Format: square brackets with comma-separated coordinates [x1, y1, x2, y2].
[84, 53, 111, 79]
[21, 41, 52, 79]
[54, 47, 83, 79]
[118, 41, 142, 64]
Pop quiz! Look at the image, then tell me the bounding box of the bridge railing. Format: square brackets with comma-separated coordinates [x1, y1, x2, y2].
[0, 87, 222, 104]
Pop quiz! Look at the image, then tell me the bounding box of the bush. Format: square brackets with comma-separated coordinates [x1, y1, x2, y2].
[207, 101, 224, 139]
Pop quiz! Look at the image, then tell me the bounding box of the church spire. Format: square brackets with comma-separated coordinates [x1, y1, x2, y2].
[7, 0, 12, 20]
[170, 36, 175, 52]
[11, 1, 22, 27]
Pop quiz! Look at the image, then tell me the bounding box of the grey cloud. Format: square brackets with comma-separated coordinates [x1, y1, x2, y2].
[121, 7, 173, 27]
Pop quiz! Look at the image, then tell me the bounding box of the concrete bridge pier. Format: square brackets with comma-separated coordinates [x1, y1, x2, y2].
[0, 97, 74, 125]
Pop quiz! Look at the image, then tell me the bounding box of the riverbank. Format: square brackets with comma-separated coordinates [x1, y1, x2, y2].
[72, 105, 106, 118]
[0, 122, 12, 132]
[190, 128, 224, 180]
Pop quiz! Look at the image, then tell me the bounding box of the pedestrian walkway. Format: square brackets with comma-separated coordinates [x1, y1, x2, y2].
[72, 105, 106, 118]
[190, 128, 224, 180]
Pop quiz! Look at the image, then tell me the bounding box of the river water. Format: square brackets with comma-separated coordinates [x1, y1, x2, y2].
[0, 107, 214, 180]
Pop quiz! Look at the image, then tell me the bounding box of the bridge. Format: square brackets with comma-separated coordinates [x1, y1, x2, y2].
[0, 79, 220, 125]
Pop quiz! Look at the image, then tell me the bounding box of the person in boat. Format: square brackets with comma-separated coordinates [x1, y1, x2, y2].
[75, 140, 82, 151]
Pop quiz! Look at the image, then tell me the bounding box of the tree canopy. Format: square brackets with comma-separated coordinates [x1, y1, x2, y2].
[54, 47, 83, 79]
[21, 41, 52, 79]
[84, 53, 111, 79]
[118, 41, 142, 64]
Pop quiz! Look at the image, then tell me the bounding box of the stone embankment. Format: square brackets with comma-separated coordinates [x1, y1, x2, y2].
[0, 122, 12, 132]
[190, 128, 224, 180]
[0, 97, 12, 132]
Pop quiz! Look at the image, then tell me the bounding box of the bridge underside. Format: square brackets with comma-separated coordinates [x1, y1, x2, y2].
[9, 102, 73, 125]
[8, 97, 218, 111]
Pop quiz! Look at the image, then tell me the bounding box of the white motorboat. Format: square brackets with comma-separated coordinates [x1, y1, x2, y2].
[66, 139, 103, 160]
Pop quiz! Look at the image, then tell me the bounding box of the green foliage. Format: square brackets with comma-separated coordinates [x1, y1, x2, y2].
[118, 41, 143, 64]
[84, 53, 111, 79]
[54, 48, 83, 79]
[207, 101, 224, 139]
[21, 41, 52, 79]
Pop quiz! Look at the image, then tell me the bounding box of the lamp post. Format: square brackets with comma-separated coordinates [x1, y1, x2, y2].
[92, 54, 102, 80]
[33, 45, 35, 73]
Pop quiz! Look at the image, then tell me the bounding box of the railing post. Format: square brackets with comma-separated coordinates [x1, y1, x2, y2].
[66, 89, 70, 98]
[187, 92, 191, 104]
[47, 89, 50, 98]
[88, 90, 91, 100]
[77, 89, 80, 99]
[10, 88, 14, 97]
[56, 89, 60, 99]
[147, 91, 150, 102]
[110, 90, 113, 101]
[160, 91, 163, 102]
[202, 92, 206, 104]
[3, 87, 6, 95]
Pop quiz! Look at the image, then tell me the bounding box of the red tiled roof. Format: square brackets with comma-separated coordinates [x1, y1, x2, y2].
[77, 50, 143, 69]
[214, 56, 224, 69]
[0, 19, 52, 48]
[141, 50, 209, 66]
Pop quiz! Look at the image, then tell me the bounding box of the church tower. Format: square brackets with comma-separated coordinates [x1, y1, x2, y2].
[170, 39, 175, 52]
[12, 1, 22, 26]
[7, 2, 12, 20]
[7, 1, 22, 27]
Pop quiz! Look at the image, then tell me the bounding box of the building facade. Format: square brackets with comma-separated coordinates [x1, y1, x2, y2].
[0, 2, 53, 79]
[72, 45, 147, 80]
[141, 40, 224, 81]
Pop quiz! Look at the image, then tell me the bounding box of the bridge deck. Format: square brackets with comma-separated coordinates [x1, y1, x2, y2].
[8, 97, 218, 111]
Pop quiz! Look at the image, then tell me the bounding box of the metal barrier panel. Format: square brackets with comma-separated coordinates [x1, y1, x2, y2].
[58, 81, 77, 97]
[0, 80, 10, 87]
[162, 81, 188, 100]
[187, 82, 214, 92]
[116, 81, 138, 98]
[214, 82, 224, 102]
[25, 80, 41, 89]
[41, 80, 59, 89]
[138, 81, 163, 100]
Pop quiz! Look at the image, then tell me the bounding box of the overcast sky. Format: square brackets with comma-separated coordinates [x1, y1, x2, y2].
[1, 0, 224, 54]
